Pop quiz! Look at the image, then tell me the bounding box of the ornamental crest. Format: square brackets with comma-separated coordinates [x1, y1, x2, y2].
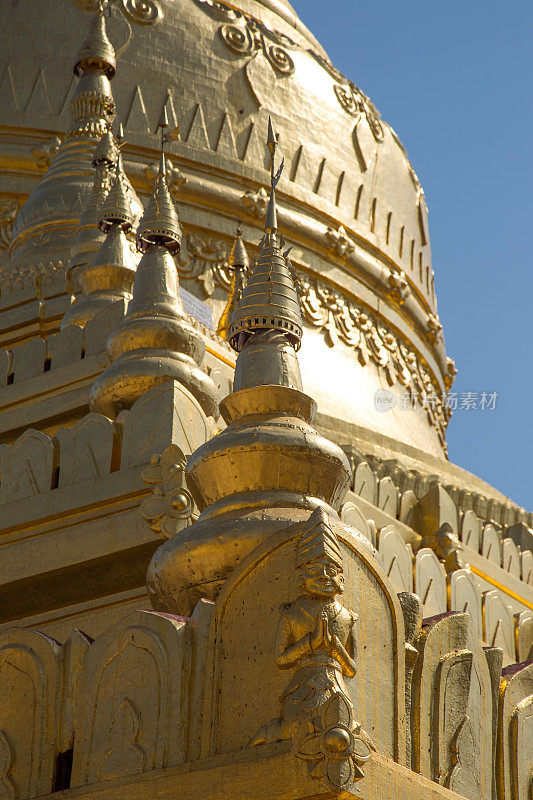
[140, 445, 197, 539]
[70, 0, 163, 25]
[193, 0, 296, 76]
[178, 232, 232, 297]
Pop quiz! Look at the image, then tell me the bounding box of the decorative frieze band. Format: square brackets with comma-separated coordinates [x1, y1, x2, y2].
[0, 225, 450, 441]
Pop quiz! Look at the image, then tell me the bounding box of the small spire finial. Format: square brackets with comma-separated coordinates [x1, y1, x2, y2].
[227, 118, 301, 352]
[92, 126, 118, 167]
[267, 116, 277, 159]
[229, 224, 249, 272]
[265, 117, 283, 235]
[216, 224, 250, 340]
[157, 103, 169, 178]
[99, 154, 134, 233]
[136, 104, 182, 254]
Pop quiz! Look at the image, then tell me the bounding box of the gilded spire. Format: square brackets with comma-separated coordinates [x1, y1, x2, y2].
[89, 111, 217, 420]
[7, 6, 118, 296]
[99, 153, 136, 232]
[147, 123, 357, 618]
[66, 4, 116, 140]
[74, 3, 116, 79]
[216, 226, 249, 341]
[61, 140, 138, 330]
[93, 128, 119, 166]
[136, 112, 182, 255]
[228, 227, 250, 272]
[228, 117, 302, 352]
[68, 128, 117, 277]
[70, 220, 137, 325]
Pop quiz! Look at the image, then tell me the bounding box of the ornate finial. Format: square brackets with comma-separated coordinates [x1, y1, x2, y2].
[267, 116, 277, 157]
[74, 4, 116, 79]
[89, 113, 216, 419]
[159, 104, 169, 135]
[228, 117, 301, 352]
[99, 154, 135, 232]
[75, 214, 137, 314]
[217, 225, 250, 340]
[265, 115, 282, 234]
[62, 127, 138, 330]
[92, 127, 118, 167]
[136, 107, 182, 254]
[65, 127, 118, 287]
[230, 225, 249, 270]
[7, 0, 125, 294]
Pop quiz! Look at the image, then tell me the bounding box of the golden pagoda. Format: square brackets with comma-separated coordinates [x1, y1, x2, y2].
[0, 3, 531, 800]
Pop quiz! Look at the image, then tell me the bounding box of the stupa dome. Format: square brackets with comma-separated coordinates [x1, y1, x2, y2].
[0, 0, 452, 456]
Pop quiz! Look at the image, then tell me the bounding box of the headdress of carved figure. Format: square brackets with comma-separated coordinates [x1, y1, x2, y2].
[296, 508, 343, 570]
[295, 509, 345, 599]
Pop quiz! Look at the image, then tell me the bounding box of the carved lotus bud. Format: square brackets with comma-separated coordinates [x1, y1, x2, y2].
[293, 693, 372, 791]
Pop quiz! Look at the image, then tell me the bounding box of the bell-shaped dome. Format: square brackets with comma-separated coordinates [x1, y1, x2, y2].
[0, 0, 452, 457]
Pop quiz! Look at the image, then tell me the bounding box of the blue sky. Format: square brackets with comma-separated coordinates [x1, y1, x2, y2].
[291, 0, 533, 510]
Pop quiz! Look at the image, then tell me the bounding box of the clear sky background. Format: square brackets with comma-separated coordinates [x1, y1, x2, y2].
[291, 0, 533, 510]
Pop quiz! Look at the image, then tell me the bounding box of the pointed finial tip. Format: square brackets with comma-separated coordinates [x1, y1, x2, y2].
[158, 105, 169, 131]
[136, 114, 181, 254]
[117, 122, 124, 143]
[265, 191, 277, 234]
[267, 116, 277, 157]
[157, 103, 170, 179]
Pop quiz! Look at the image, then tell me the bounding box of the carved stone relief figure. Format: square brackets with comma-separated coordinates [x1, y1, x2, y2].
[250, 509, 373, 791]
